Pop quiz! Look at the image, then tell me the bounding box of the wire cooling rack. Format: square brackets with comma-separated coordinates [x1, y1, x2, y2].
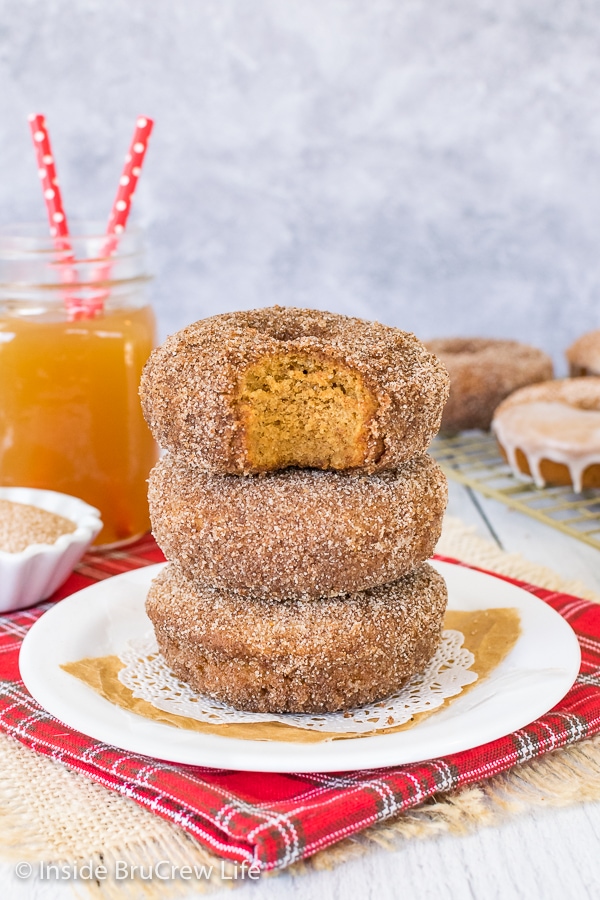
[431, 431, 600, 551]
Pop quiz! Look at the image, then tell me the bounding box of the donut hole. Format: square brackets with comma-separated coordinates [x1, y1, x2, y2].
[234, 353, 380, 471]
[241, 308, 330, 343]
[431, 338, 492, 356]
[569, 397, 600, 412]
[570, 364, 590, 377]
[259, 323, 327, 343]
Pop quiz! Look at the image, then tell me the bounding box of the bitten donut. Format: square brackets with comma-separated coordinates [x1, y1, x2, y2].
[140, 306, 449, 474]
[149, 452, 448, 600]
[425, 338, 553, 433]
[492, 377, 600, 492]
[566, 331, 600, 376]
[146, 561, 448, 714]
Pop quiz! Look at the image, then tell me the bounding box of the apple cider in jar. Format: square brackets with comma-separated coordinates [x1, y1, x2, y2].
[0, 224, 158, 547]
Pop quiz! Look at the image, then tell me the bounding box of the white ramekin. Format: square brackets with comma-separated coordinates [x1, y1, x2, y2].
[0, 487, 103, 612]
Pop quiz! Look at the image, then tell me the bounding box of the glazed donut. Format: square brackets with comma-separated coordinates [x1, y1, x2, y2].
[146, 561, 448, 714]
[148, 452, 448, 600]
[140, 306, 449, 474]
[566, 331, 600, 376]
[492, 377, 600, 492]
[425, 338, 553, 433]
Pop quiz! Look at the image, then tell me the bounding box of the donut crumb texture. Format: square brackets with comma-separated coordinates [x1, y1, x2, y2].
[235, 352, 381, 470]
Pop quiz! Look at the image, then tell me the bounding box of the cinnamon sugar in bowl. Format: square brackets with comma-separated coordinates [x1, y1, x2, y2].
[0, 499, 77, 553]
[0, 487, 102, 612]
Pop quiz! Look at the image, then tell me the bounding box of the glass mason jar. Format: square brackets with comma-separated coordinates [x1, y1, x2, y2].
[0, 223, 158, 547]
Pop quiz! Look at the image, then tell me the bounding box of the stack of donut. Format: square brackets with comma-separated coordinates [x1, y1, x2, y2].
[140, 307, 451, 714]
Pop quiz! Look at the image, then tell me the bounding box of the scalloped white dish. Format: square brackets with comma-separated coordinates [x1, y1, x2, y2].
[0, 487, 102, 611]
[19, 560, 581, 772]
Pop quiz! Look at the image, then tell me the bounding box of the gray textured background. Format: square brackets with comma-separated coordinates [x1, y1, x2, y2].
[2, 0, 600, 370]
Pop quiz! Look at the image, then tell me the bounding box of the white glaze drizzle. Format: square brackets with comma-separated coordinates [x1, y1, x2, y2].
[492, 401, 600, 493]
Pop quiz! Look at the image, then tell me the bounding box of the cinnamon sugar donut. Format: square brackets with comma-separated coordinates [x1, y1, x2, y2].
[146, 561, 448, 714]
[149, 453, 448, 600]
[566, 331, 600, 376]
[140, 307, 449, 474]
[492, 377, 600, 492]
[425, 338, 553, 433]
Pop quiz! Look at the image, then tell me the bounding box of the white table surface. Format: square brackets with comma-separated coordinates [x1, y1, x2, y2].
[3, 479, 600, 900]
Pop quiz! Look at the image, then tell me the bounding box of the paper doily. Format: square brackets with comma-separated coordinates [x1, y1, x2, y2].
[118, 631, 477, 735]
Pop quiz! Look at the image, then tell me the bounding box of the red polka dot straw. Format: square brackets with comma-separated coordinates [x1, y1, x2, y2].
[105, 116, 154, 247]
[28, 114, 86, 317]
[28, 114, 154, 317]
[86, 116, 154, 314]
[28, 114, 71, 245]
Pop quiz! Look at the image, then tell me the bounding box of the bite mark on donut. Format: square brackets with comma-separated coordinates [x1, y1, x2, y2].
[233, 352, 382, 471]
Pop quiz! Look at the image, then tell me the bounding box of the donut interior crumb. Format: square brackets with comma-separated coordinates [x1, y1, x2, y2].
[234, 352, 381, 470]
[0, 499, 76, 553]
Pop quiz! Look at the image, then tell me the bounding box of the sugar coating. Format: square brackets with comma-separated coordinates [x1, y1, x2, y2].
[146, 561, 448, 713]
[140, 306, 450, 474]
[426, 337, 553, 433]
[149, 453, 448, 600]
[567, 330, 600, 376]
[0, 499, 76, 553]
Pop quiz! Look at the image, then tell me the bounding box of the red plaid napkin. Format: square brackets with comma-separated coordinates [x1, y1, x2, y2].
[1, 536, 600, 871]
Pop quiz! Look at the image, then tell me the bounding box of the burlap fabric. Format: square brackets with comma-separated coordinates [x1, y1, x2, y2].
[2, 515, 600, 897]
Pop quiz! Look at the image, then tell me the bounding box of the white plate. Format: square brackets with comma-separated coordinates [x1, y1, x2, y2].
[18, 561, 581, 773]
